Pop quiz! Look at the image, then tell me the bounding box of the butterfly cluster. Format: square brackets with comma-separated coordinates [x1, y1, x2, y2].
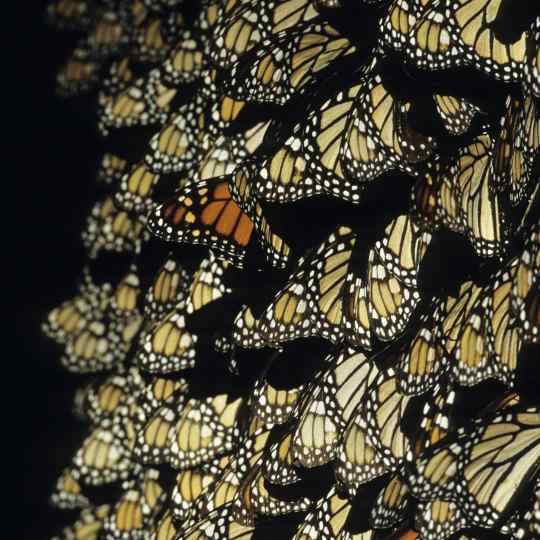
[44, 1, 539, 539]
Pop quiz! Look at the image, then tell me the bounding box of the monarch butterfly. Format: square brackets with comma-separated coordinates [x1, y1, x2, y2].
[137, 310, 198, 373]
[83, 374, 130, 425]
[417, 134, 506, 257]
[72, 424, 136, 485]
[109, 266, 142, 320]
[171, 457, 230, 526]
[396, 304, 447, 396]
[209, 0, 319, 69]
[46, 0, 92, 30]
[98, 68, 177, 136]
[143, 255, 190, 321]
[252, 378, 304, 426]
[84, 7, 130, 60]
[185, 251, 232, 314]
[51, 504, 111, 540]
[482, 262, 524, 381]
[524, 18, 540, 97]
[135, 376, 188, 432]
[511, 225, 540, 316]
[293, 486, 363, 540]
[367, 249, 422, 343]
[433, 94, 481, 136]
[103, 469, 165, 539]
[232, 461, 313, 526]
[293, 347, 379, 468]
[61, 316, 141, 373]
[379, 0, 432, 53]
[336, 409, 389, 497]
[181, 505, 255, 540]
[149, 509, 177, 540]
[225, 21, 356, 105]
[42, 268, 111, 344]
[129, 8, 171, 63]
[50, 468, 90, 510]
[82, 196, 147, 258]
[408, 407, 540, 529]
[405, 0, 527, 82]
[148, 176, 291, 269]
[364, 367, 412, 470]
[255, 60, 434, 204]
[262, 429, 302, 486]
[100, 56, 134, 99]
[191, 421, 272, 518]
[414, 499, 467, 540]
[232, 305, 269, 349]
[145, 71, 246, 174]
[491, 94, 540, 206]
[133, 390, 186, 465]
[56, 46, 101, 97]
[168, 394, 244, 469]
[114, 161, 161, 215]
[258, 226, 356, 345]
[341, 272, 373, 350]
[162, 29, 207, 86]
[98, 153, 128, 186]
[369, 474, 409, 529]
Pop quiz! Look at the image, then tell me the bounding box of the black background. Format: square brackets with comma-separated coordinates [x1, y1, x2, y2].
[14, 2, 98, 537]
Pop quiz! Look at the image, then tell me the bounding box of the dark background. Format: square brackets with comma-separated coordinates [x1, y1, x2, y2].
[14, 2, 98, 537]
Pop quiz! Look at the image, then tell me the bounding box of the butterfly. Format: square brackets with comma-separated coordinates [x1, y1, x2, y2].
[98, 153, 128, 186]
[524, 17, 540, 97]
[407, 406, 540, 529]
[433, 94, 481, 136]
[258, 226, 356, 345]
[114, 161, 161, 215]
[148, 176, 291, 269]
[42, 268, 111, 344]
[379, 0, 432, 53]
[46, 0, 93, 30]
[81, 196, 147, 258]
[72, 424, 137, 485]
[133, 389, 187, 466]
[491, 94, 540, 206]
[293, 486, 367, 540]
[144, 71, 246, 174]
[404, 0, 527, 82]
[224, 21, 356, 105]
[293, 347, 380, 468]
[252, 378, 304, 426]
[255, 59, 435, 204]
[129, 7, 172, 64]
[143, 254, 191, 322]
[209, 0, 319, 69]
[171, 457, 231, 526]
[137, 310, 198, 373]
[56, 45, 101, 97]
[102, 469, 165, 540]
[98, 68, 177, 136]
[262, 429, 302, 486]
[149, 509, 178, 540]
[181, 504, 255, 540]
[168, 394, 244, 469]
[232, 305, 270, 349]
[50, 467, 90, 510]
[366, 216, 430, 343]
[83, 6, 131, 60]
[50, 504, 111, 540]
[412, 134, 506, 258]
[185, 251, 232, 314]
